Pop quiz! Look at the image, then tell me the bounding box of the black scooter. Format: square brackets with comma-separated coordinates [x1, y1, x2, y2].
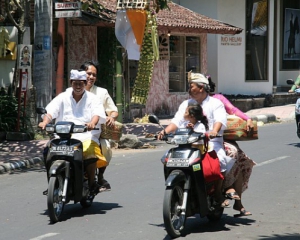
[37, 107, 100, 223]
[286, 79, 300, 138]
[148, 115, 223, 238]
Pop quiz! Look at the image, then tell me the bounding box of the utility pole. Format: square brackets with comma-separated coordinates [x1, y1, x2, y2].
[115, 46, 123, 123]
[55, 17, 65, 95]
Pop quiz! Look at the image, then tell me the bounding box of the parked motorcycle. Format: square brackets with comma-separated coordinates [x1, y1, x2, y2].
[148, 115, 224, 238]
[286, 79, 300, 138]
[37, 107, 100, 223]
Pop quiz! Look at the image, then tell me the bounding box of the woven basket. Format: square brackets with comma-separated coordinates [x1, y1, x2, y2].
[223, 115, 258, 141]
[100, 121, 124, 141]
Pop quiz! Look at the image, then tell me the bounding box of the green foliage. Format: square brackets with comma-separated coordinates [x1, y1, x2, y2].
[156, 0, 170, 12]
[0, 87, 18, 132]
[81, 0, 104, 14]
[97, 28, 116, 97]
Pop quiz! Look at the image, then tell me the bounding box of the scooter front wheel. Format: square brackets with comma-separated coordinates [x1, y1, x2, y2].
[163, 185, 186, 238]
[47, 175, 65, 223]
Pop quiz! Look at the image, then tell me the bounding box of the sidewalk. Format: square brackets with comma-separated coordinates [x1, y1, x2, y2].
[0, 104, 295, 174]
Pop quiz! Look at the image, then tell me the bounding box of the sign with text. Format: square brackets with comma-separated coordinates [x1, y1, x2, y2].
[159, 34, 169, 60]
[220, 36, 242, 46]
[55, 2, 81, 18]
[55, 10, 82, 18]
[55, 2, 81, 10]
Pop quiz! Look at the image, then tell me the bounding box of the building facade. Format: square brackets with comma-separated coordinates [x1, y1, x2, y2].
[173, 0, 300, 95]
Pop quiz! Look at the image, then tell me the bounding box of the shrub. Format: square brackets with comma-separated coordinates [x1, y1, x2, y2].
[0, 87, 18, 132]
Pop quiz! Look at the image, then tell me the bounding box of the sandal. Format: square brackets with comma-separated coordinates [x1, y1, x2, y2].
[234, 208, 252, 218]
[221, 199, 231, 208]
[224, 191, 241, 200]
[98, 179, 111, 192]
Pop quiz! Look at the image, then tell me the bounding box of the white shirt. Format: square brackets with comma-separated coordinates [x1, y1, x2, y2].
[171, 96, 233, 172]
[45, 89, 106, 144]
[67, 86, 118, 115]
[89, 85, 118, 115]
[171, 96, 227, 144]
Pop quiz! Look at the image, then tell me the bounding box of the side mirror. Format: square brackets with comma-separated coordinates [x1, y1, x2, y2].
[148, 115, 160, 124]
[36, 107, 47, 114]
[286, 79, 294, 85]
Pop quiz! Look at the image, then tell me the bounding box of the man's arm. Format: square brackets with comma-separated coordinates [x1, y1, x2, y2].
[38, 114, 53, 129]
[86, 115, 100, 130]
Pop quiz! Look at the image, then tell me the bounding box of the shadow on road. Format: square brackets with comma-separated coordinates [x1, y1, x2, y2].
[287, 142, 300, 148]
[258, 233, 300, 239]
[150, 213, 256, 239]
[40, 202, 122, 224]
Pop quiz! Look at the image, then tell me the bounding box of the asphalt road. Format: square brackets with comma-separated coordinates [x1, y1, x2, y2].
[0, 121, 300, 240]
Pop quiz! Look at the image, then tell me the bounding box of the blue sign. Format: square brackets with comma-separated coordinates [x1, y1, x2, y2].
[43, 36, 51, 50]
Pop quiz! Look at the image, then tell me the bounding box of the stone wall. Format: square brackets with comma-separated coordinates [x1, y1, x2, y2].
[230, 93, 298, 112]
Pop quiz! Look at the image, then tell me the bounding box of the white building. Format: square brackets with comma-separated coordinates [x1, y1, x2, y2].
[173, 0, 300, 95]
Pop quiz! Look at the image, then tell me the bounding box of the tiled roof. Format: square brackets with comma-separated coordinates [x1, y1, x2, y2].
[82, 0, 242, 35]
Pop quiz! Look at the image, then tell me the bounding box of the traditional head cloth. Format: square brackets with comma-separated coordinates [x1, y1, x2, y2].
[187, 72, 209, 85]
[70, 69, 87, 81]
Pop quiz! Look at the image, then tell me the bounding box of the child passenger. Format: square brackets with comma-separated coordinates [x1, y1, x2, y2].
[183, 103, 209, 153]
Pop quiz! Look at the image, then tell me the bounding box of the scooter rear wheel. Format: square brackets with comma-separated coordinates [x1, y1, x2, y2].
[47, 175, 65, 223]
[163, 185, 185, 238]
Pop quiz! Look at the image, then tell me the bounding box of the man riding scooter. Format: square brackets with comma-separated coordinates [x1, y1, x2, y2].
[39, 69, 107, 190]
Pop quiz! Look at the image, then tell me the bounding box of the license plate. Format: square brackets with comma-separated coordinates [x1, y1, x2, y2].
[50, 146, 74, 154]
[166, 158, 189, 167]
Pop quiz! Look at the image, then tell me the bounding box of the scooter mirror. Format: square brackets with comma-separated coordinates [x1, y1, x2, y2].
[286, 79, 294, 85]
[36, 107, 47, 114]
[148, 115, 160, 124]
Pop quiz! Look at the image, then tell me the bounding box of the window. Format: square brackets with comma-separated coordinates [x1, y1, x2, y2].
[281, 0, 300, 70]
[245, 0, 268, 80]
[169, 36, 200, 92]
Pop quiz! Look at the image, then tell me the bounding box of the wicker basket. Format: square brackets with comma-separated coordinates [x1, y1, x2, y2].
[100, 121, 124, 141]
[116, 0, 150, 10]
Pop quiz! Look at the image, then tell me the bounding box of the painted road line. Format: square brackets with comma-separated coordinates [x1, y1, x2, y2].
[30, 233, 59, 240]
[255, 156, 290, 167]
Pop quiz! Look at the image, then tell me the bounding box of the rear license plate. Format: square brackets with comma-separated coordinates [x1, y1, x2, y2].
[166, 158, 189, 167]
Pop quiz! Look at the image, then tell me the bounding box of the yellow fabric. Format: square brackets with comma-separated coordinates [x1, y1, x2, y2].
[82, 140, 107, 168]
[126, 9, 147, 47]
[192, 144, 206, 155]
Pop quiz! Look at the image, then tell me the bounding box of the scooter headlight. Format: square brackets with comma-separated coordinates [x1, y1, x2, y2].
[55, 123, 72, 133]
[170, 135, 189, 144]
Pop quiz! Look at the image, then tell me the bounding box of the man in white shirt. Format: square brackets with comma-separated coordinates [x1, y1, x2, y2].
[39, 69, 107, 189]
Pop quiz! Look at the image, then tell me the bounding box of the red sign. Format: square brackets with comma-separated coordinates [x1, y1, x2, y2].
[55, 2, 81, 10]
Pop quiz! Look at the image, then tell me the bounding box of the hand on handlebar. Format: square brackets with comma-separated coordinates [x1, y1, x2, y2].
[38, 122, 47, 130]
[86, 122, 97, 131]
[157, 130, 165, 140]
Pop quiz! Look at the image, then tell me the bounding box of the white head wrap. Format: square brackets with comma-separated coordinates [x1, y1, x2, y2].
[70, 69, 87, 81]
[188, 72, 209, 85]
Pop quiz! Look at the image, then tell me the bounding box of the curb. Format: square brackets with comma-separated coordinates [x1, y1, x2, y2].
[0, 157, 43, 174]
[249, 114, 277, 123]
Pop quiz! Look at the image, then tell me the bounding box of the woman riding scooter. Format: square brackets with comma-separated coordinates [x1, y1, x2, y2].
[207, 74, 256, 217]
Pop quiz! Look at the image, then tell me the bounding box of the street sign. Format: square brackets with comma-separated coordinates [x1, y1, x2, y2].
[55, 10, 82, 18]
[55, 2, 82, 18]
[55, 2, 81, 10]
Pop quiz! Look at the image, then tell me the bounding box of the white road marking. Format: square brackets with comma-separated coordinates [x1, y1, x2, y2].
[30, 233, 59, 240]
[255, 156, 290, 167]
